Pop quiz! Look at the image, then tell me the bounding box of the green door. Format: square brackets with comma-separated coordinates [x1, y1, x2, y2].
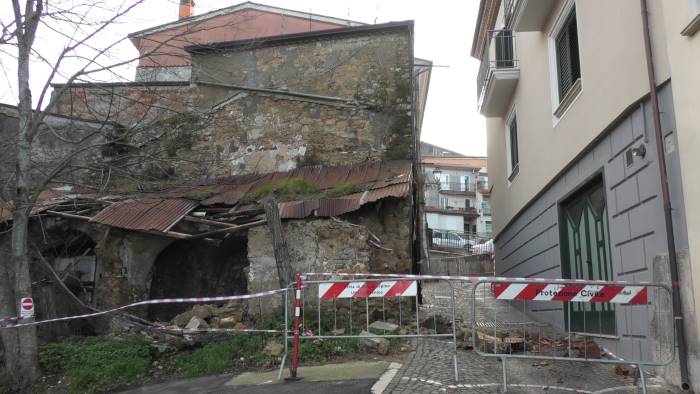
[560, 178, 616, 335]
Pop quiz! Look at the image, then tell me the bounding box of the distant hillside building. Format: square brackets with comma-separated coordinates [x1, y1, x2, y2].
[420, 142, 491, 237]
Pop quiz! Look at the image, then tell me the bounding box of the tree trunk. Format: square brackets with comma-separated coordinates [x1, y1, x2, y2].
[1, 1, 42, 388]
[264, 197, 294, 288]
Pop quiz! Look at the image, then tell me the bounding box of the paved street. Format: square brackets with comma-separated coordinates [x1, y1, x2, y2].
[384, 281, 678, 393]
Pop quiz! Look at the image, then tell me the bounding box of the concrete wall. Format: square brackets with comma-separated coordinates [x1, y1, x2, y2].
[659, 1, 700, 390]
[493, 83, 687, 366]
[485, 0, 670, 236]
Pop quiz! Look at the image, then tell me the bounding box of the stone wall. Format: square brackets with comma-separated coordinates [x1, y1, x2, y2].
[50, 82, 190, 127]
[247, 198, 412, 294]
[185, 26, 414, 175]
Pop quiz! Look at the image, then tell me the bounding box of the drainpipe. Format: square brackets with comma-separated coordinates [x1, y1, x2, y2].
[640, 0, 690, 389]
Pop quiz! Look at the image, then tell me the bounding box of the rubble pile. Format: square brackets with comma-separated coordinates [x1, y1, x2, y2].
[170, 301, 248, 330]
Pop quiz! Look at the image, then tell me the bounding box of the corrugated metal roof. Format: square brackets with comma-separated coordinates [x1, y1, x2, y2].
[17, 160, 412, 231]
[91, 198, 198, 232]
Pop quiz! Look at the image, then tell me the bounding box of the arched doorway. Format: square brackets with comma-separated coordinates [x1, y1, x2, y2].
[148, 234, 249, 322]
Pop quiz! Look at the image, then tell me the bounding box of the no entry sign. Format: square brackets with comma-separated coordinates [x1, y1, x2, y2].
[19, 298, 34, 319]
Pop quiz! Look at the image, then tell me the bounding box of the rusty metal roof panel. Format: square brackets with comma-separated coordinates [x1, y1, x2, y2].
[91, 198, 198, 232]
[316, 198, 361, 217]
[200, 182, 254, 206]
[278, 199, 320, 219]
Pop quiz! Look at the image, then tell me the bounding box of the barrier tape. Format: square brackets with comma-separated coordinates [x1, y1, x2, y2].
[158, 326, 283, 334]
[0, 288, 287, 329]
[303, 272, 654, 285]
[318, 280, 417, 299]
[492, 283, 648, 304]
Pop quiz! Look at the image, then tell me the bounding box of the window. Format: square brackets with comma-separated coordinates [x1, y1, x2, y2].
[485, 221, 493, 234]
[505, 112, 519, 181]
[555, 7, 580, 100]
[460, 175, 470, 191]
[465, 199, 471, 209]
[439, 197, 449, 209]
[481, 201, 491, 216]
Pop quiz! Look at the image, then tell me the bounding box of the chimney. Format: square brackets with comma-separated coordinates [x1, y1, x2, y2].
[179, 0, 194, 20]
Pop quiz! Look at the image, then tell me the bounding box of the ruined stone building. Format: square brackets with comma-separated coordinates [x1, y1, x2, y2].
[0, 2, 431, 331]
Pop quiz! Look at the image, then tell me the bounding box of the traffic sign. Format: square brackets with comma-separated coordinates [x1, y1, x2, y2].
[19, 298, 34, 319]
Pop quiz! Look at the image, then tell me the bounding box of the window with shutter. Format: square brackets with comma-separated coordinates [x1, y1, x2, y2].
[509, 115, 519, 172]
[555, 8, 581, 100]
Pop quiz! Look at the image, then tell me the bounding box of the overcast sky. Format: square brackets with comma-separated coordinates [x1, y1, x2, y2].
[0, 0, 485, 156]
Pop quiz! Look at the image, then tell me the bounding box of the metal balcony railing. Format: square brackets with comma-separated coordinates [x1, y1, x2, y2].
[476, 29, 518, 102]
[426, 228, 493, 253]
[439, 182, 474, 193]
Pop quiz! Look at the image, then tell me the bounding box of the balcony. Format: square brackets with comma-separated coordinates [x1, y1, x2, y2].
[439, 182, 476, 196]
[476, 29, 519, 117]
[424, 198, 479, 219]
[504, 0, 557, 32]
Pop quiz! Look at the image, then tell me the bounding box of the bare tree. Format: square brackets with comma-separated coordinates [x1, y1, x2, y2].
[0, 1, 256, 389]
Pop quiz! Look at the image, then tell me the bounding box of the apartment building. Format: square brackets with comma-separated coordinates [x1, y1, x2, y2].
[472, 0, 700, 390]
[420, 142, 491, 237]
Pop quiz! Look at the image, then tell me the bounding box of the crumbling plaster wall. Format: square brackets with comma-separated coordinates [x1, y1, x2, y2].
[94, 228, 173, 309]
[247, 198, 412, 293]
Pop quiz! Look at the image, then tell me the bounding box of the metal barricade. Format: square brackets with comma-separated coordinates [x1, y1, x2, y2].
[470, 278, 675, 393]
[289, 273, 459, 381]
[0, 288, 292, 380]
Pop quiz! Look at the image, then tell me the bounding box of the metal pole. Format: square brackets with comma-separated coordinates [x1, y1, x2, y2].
[290, 273, 302, 379]
[415, 292, 420, 335]
[639, 364, 648, 394]
[501, 356, 507, 392]
[317, 294, 321, 335]
[366, 298, 369, 331]
[450, 281, 459, 382]
[279, 289, 289, 380]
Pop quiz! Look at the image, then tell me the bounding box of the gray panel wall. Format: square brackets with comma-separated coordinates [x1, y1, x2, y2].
[494, 83, 687, 362]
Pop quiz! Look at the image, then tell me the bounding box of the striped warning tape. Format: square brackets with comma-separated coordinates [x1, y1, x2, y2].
[318, 280, 417, 299]
[302, 272, 654, 285]
[0, 288, 287, 329]
[492, 283, 648, 304]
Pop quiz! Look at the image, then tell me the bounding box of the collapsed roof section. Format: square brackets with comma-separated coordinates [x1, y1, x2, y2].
[0, 160, 412, 239]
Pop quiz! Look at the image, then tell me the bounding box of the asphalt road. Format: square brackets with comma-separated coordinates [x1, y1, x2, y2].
[119, 375, 375, 394]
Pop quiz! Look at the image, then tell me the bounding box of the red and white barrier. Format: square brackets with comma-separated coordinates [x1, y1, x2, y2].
[303, 272, 653, 285]
[492, 283, 648, 304]
[0, 288, 287, 329]
[318, 280, 417, 300]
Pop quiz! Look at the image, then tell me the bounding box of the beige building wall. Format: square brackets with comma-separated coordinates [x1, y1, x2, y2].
[660, 1, 700, 391]
[487, 0, 670, 235]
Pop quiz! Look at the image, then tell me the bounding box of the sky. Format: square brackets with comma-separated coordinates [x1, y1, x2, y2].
[0, 0, 486, 156]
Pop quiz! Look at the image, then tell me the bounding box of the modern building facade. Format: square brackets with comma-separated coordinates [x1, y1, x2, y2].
[420, 142, 491, 237]
[472, 0, 700, 390]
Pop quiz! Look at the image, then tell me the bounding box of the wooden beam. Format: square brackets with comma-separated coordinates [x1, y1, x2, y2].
[187, 219, 266, 240]
[45, 210, 92, 221]
[182, 216, 237, 228]
[264, 197, 294, 287]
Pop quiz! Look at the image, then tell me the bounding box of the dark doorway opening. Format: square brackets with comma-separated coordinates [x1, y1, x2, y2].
[148, 234, 249, 322]
[559, 175, 615, 335]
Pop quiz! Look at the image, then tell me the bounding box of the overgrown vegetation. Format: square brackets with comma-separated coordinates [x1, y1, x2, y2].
[251, 177, 319, 199]
[324, 182, 366, 197]
[40, 337, 151, 394]
[182, 186, 220, 200]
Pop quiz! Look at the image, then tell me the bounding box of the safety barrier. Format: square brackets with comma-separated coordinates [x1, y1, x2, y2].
[289, 272, 460, 381]
[0, 288, 292, 378]
[470, 278, 675, 393]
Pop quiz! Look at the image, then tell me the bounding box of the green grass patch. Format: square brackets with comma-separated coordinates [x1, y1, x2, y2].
[172, 335, 275, 377]
[39, 336, 151, 394]
[182, 186, 219, 200]
[251, 177, 318, 199]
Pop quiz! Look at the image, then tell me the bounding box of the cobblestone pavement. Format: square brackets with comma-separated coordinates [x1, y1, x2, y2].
[385, 281, 678, 393]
